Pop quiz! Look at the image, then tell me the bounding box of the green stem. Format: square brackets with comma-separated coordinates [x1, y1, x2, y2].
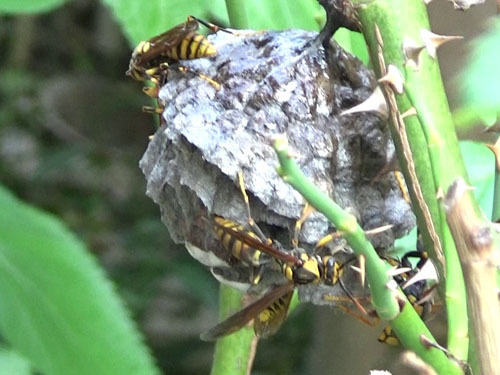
[210, 285, 255, 375]
[353, 0, 472, 360]
[273, 137, 462, 375]
[492, 159, 500, 222]
[224, 0, 249, 29]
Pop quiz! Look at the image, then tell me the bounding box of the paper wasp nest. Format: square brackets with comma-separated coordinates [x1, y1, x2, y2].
[140, 29, 415, 303]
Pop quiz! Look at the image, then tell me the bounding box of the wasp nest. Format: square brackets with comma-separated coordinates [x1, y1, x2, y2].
[139, 29, 415, 302]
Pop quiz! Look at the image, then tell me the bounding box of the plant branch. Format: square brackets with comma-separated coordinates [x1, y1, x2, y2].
[352, 0, 473, 359]
[273, 136, 462, 375]
[210, 285, 256, 375]
[444, 177, 500, 375]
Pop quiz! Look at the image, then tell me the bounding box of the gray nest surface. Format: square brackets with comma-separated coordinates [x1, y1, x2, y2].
[139, 28, 416, 304]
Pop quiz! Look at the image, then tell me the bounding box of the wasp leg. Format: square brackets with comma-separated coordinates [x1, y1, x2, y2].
[177, 66, 220, 90]
[322, 294, 379, 327]
[142, 105, 164, 115]
[249, 264, 265, 285]
[237, 172, 271, 245]
[187, 15, 234, 35]
[292, 203, 315, 248]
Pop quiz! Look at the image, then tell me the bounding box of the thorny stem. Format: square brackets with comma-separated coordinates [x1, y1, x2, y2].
[273, 136, 462, 375]
[353, 0, 476, 361]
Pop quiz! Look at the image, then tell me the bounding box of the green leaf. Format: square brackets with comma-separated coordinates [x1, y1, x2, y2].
[0, 185, 160, 375]
[242, 0, 321, 30]
[0, 347, 32, 375]
[460, 141, 495, 218]
[102, 0, 322, 46]
[0, 0, 68, 14]
[461, 18, 500, 114]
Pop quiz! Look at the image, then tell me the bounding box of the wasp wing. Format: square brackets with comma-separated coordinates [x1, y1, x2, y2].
[134, 18, 199, 66]
[213, 219, 301, 266]
[200, 283, 294, 341]
[147, 18, 198, 48]
[254, 290, 294, 338]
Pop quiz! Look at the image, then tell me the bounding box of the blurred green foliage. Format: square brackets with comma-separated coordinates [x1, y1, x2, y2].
[461, 18, 500, 116]
[0, 185, 160, 374]
[0, 0, 68, 14]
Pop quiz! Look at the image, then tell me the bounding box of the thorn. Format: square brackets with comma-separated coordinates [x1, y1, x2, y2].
[378, 65, 404, 94]
[402, 351, 438, 375]
[420, 29, 463, 59]
[386, 279, 398, 291]
[401, 107, 417, 119]
[402, 259, 439, 289]
[358, 254, 366, 287]
[350, 265, 362, 274]
[341, 86, 389, 119]
[148, 135, 155, 140]
[420, 335, 448, 352]
[486, 137, 500, 171]
[387, 266, 412, 277]
[403, 37, 425, 68]
[364, 224, 394, 236]
[287, 149, 301, 159]
[435, 187, 445, 200]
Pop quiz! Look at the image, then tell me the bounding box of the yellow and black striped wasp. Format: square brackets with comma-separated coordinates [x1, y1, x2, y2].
[201, 174, 355, 341]
[378, 250, 436, 345]
[201, 219, 349, 341]
[126, 16, 232, 116]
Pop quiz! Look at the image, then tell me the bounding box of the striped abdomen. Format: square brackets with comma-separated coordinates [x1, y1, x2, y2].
[167, 32, 216, 60]
[214, 217, 266, 266]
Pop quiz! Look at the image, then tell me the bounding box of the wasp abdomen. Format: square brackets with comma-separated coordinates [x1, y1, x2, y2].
[169, 33, 216, 60]
[214, 217, 266, 266]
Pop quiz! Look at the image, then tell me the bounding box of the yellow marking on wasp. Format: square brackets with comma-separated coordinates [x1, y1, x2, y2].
[145, 67, 160, 76]
[221, 232, 231, 249]
[333, 262, 342, 283]
[190, 35, 203, 58]
[252, 251, 261, 264]
[170, 45, 179, 60]
[232, 240, 242, 258]
[302, 258, 320, 281]
[179, 36, 191, 60]
[259, 309, 272, 322]
[378, 326, 400, 346]
[137, 41, 148, 53]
